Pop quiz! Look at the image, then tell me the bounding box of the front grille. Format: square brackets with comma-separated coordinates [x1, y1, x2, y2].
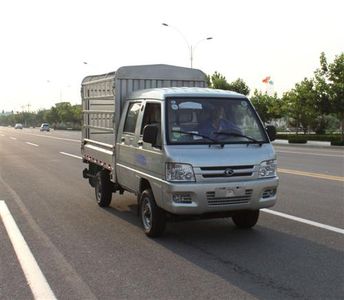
[200, 165, 254, 178]
[203, 172, 252, 178]
[207, 189, 253, 206]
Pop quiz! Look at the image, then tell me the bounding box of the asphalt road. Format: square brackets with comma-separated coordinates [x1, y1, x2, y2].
[0, 127, 343, 300]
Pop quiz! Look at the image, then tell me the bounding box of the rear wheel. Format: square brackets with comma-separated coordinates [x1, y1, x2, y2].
[139, 189, 166, 237]
[95, 170, 112, 207]
[232, 210, 259, 228]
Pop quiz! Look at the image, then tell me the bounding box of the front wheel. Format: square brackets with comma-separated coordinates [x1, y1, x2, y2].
[139, 189, 166, 237]
[95, 170, 112, 207]
[232, 210, 259, 228]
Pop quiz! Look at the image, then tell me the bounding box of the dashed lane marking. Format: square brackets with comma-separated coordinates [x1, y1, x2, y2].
[26, 142, 39, 147]
[60, 152, 82, 160]
[0, 200, 57, 299]
[262, 209, 344, 235]
[10, 137, 17, 140]
[23, 132, 79, 143]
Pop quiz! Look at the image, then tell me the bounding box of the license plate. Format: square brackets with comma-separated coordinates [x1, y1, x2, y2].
[215, 187, 245, 198]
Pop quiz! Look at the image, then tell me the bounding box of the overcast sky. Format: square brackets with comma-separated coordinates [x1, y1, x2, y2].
[0, 0, 343, 112]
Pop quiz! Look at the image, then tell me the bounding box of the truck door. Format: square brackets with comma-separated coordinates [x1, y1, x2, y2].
[116, 101, 142, 192]
[137, 102, 164, 180]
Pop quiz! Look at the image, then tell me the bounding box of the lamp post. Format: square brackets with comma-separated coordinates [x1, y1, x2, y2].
[162, 23, 213, 68]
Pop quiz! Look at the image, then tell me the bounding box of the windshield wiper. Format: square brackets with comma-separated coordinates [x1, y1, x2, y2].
[214, 131, 264, 146]
[171, 130, 224, 147]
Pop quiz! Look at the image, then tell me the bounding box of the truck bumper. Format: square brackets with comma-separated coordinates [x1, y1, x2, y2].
[159, 177, 279, 215]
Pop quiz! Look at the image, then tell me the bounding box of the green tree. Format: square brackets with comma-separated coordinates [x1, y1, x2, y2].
[328, 53, 344, 140]
[36, 109, 49, 126]
[283, 78, 317, 133]
[312, 53, 332, 134]
[227, 78, 250, 96]
[208, 72, 250, 95]
[250, 90, 283, 124]
[55, 102, 74, 124]
[209, 71, 230, 89]
[46, 106, 59, 126]
[71, 104, 82, 126]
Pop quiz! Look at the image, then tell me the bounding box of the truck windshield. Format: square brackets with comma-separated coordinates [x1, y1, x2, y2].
[166, 97, 268, 145]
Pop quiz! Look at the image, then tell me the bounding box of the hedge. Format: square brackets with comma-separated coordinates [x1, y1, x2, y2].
[287, 137, 307, 144]
[331, 140, 344, 146]
[276, 134, 342, 142]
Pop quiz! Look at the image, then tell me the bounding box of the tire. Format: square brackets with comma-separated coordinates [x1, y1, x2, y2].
[139, 189, 166, 237]
[89, 177, 96, 188]
[232, 210, 259, 228]
[94, 170, 112, 207]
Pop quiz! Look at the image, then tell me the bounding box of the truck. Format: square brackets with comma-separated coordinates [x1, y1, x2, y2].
[81, 64, 278, 237]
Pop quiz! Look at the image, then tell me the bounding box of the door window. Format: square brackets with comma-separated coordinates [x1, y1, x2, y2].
[123, 102, 141, 133]
[141, 103, 161, 134]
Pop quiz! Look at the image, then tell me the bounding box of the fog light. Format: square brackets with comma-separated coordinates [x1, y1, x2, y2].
[262, 188, 277, 199]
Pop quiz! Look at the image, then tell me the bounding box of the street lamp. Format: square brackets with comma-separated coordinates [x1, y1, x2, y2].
[162, 23, 213, 68]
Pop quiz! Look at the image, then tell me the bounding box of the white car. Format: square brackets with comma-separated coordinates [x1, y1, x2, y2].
[40, 123, 50, 132]
[14, 123, 23, 129]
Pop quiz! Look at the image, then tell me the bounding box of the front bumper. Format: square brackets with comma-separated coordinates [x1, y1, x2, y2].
[159, 177, 279, 215]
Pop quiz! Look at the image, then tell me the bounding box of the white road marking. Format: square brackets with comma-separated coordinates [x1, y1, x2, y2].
[0, 200, 57, 300]
[10, 137, 17, 140]
[278, 168, 344, 182]
[0, 134, 5, 137]
[26, 142, 39, 147]
[24, 132, 79, 143]
[60, 152, 82, 160]
[262, 209, 344, 235]
[277, 150, 343, 158]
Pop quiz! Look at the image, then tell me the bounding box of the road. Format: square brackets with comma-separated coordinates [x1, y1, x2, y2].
[0, 127, 343, 300]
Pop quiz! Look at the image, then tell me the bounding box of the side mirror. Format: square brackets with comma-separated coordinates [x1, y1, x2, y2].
[143, 124, 158, 145]
[265, 125, 276, 141]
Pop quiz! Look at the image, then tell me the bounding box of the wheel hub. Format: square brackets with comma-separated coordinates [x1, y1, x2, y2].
[142, 198, 152, 230]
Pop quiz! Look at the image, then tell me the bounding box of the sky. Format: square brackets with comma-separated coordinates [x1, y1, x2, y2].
[0, 0, 343, 112]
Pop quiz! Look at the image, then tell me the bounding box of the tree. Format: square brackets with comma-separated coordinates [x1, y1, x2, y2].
[250, 90, 283, 124]
[209, 71, 230, 89]
[328, 53, 344, 141]
[55, 102, 74, 124]
[312, 52, 332, 134]
[227, 78, 250, 96]
[282, 78, 317, 133]
[71, 104, 82, 127]
[36, 109, 49, 125]
[0, 101, 82, 129]
[208, 72, 250, 95]
[45, 106, 59, 126]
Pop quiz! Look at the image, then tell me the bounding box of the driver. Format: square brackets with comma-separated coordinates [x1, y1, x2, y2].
[198, 106, 242, 138]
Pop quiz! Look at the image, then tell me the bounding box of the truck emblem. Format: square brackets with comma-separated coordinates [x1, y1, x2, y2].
[224, 168, 234, 176]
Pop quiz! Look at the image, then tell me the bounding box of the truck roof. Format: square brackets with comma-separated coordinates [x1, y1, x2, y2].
[81, 64, 206, 85]
[129, 87, 247, 100]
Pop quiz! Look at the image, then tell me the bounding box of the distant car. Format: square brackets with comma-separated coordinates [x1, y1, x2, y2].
[40, 123, 50, 132]
[14, 123, 23, 129]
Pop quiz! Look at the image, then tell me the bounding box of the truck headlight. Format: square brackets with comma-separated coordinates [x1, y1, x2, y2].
[166, 163, 195, 182]
[258, 160, 277, 178]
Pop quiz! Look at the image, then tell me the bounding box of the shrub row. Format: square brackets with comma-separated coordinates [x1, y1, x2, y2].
[287, 137, 307, 144]
[276, 134, 342, 142]
[331, 140, 344, 146]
